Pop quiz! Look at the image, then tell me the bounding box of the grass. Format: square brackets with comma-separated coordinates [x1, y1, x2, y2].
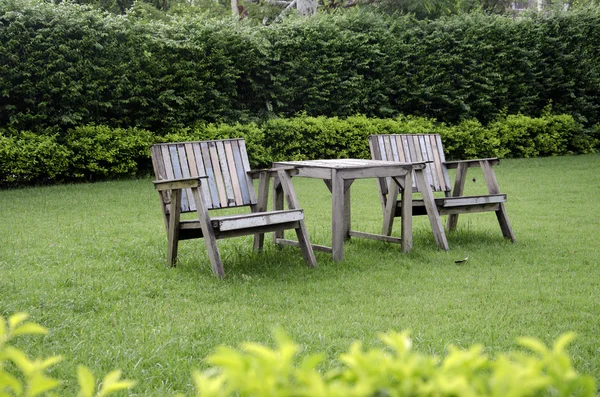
[1, 154, 599, 395]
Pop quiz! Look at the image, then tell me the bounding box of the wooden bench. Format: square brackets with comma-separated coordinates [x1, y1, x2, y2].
[151, 138, 316, 277]
[369, 134, 516, 247]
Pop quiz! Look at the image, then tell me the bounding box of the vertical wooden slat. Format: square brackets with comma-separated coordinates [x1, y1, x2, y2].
[237, 139, 257, 204]
[418, 135, 434, 191]
[200, 142, 221, 209]
[151, 145, 171, 232]
[429, 135, 447, 192]
[423, 135, 440, 191]
[222, 142, 243, 206]
[184, 143, 198, 212]
[177, 144, 193, 212]
[395, 136, 407, 163]
[402, 135, 418, 191]
[216, 141, 236, 206]
[369, 136, 389, 206]
[161, 146, 175, 180]
[169, 145, 190, 212]
[191, 143, 213, 209]
[231, 140, 252, 205]
[208, 141, 228, 208]
[435, 135, 452, 190]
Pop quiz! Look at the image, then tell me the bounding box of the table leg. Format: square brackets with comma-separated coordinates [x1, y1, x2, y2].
[272, 175, 285, 242]
[343, 180, 353, 241]
[400, 171, 413, 253]
[331, 170, 345, 261]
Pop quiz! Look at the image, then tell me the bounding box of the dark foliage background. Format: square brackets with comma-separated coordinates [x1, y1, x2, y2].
[1, 1, 599, 185]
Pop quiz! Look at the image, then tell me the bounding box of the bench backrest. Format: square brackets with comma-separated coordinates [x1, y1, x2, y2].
[151, 139, 257, 213]
[369, 134, 452, 194]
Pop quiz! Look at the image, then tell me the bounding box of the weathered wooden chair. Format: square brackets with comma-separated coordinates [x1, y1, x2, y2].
[151, 139, 316, 278]
[369, 134, 516, 248]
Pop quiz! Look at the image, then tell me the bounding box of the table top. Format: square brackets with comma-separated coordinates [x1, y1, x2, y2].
[273, 158, 417, 170]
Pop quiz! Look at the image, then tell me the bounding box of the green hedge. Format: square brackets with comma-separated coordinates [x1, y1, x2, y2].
[2, 1, 600, 134]
[1, 114, 597, 187]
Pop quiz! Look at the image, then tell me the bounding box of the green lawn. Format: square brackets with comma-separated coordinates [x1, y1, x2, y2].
[1, 154, 599, 396]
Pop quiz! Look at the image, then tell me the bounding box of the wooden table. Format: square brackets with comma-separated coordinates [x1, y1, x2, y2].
[271, 159, 431, 261]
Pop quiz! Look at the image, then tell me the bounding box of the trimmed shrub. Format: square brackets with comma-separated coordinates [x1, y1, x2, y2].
[0, 114, 597, 187]
[0, 131, 70, 185]
[63, 125, 155, 180]
[489, 113, 586, 158]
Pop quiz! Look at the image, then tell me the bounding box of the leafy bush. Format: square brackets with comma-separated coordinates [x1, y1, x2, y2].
[0, 131, 70, 185]
[489, 113, 588, 158]
[2, 313, 596, 396]
[0, 312, 135, 396]
[193, 330, 596, 396]
[1, 114, 597, 187]
[63, 125, 155, 180]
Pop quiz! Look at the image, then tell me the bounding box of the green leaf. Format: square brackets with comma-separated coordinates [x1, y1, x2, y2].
[517, 337, 549, 356]
[27, 372, 61, 397]
[97, 370, 136, 396]
[0, 316, 6, 340]
[0, 370, 23, 395]
[77, 366, 96, 397]
[553, 332, 576, 353]
[8, 313, 28, 330]
[3, 346, 34, 375]
[12, 323, 48, 337]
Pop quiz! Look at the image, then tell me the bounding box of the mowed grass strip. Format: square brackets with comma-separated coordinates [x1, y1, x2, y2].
[1, 154, 599, 396]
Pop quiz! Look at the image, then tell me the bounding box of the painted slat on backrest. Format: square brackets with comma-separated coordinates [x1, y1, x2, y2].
[208, 141, 228, 207]
[369, 134, 454, 194]
[191, 142, 213, 207]
[236, 139, 257, 204]
[177, 144, 195, 212]
[428, 135, 445, 191]
[153, 139, 258, 212]
[168, 145, 190, 212]
[223, 142, 244, 206]
[433, 134, 451, 190]
[215, 141, 236, 207]
[151, 145, 170, 213]
[417, 135, 435, 191]
[200, 142, 221, 208]
[183, 143, 198, 212]
[422, 135, 439, 190]
[370, 136, 389, 197]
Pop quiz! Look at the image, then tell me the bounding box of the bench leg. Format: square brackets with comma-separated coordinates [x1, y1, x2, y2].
[415, 169, 449, 251]
[447, 162, 467, 232]
[277, 170, 317, 267]
[166, 190, 182, 267]
[480, 160, 516, 243]
[382, 182, 399, 236]
[496, 203, 516, 242]
[191, 188, 225, 278]
[253, 171, 270, 251]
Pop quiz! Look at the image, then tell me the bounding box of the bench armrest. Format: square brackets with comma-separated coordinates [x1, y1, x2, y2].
[444, 158, 500, 169]
[153, 176, 207, 191]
